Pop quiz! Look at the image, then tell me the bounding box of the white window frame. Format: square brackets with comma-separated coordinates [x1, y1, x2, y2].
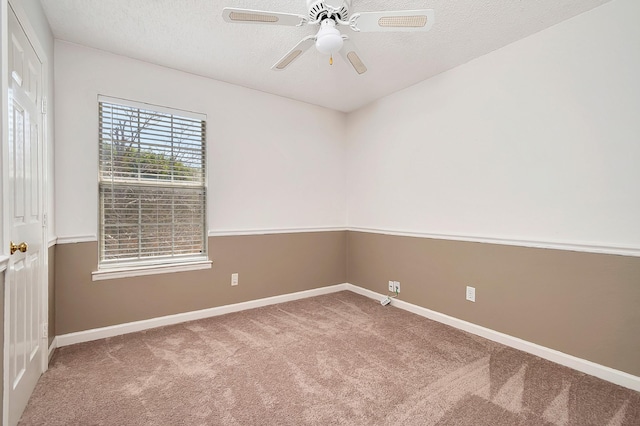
[93, 96, 210, 280]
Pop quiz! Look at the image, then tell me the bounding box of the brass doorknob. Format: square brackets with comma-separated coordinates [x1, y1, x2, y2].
[9, 241, 28, 255]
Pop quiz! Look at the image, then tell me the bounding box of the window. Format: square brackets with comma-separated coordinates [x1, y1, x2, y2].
[98, 96, 207, 270]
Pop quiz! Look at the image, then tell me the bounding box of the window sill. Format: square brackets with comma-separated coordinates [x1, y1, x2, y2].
[92, 259, 212, 281]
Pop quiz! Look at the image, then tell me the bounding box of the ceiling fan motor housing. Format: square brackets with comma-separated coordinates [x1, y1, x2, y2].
[307, 0, 350, 22]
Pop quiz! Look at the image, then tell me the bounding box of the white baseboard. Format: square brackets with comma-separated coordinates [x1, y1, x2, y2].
[56, 283, 349, 347]
[54, 282, 640, 392]
[345, 284, 640, 392]
[48, 337, 57, 362]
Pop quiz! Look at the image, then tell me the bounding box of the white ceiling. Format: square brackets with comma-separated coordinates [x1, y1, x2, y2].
[41, 0, 612, 112]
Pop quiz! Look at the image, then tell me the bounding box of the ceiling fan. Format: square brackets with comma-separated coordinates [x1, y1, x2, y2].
[222, 0, 434, 75]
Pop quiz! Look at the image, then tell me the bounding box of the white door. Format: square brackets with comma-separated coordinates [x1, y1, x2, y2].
[6, 5, 45, 425]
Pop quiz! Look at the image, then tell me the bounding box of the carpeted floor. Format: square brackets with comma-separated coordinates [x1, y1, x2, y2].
[20, 291, 640, 425]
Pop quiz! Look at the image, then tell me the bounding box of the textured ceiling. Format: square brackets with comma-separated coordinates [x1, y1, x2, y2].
[41, 0, 612, 112]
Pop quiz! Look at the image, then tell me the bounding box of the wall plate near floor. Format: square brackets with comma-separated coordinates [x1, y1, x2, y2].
[466, 286, 475, 302]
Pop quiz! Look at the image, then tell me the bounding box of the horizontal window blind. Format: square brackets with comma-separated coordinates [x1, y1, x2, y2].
[98, 98, 207, 266]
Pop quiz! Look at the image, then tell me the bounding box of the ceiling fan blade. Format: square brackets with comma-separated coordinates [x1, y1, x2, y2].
[351, 9, 434, 32]
[222, 7, 307, 26]
[339, 37, 367, 75]
[272, 36, 316, 71]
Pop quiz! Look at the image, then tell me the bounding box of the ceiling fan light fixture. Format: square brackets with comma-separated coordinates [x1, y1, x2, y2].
[223, 4, 435, 74]
[315, 19, 343, 54]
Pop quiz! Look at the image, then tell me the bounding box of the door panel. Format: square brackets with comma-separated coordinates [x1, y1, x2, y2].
[6, 5, 45, 425]
[30, 121, 39, 218]
[27, 253, 40, 361]
[10, 258, 26, 388]
[11, 103, 25, 221]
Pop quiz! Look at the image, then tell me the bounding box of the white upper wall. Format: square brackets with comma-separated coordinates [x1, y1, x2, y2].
[54, 42, 346, 239]
[346, 0, 640, 251]
[54, 0, 640, 251]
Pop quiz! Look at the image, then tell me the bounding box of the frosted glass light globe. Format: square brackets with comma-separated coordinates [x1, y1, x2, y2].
[315, 20, 343, 54]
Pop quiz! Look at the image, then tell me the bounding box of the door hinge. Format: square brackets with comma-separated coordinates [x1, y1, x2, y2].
[42, 322, 48, 339]
[41, 97, 47, 115]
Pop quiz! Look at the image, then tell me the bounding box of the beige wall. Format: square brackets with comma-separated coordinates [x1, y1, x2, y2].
[53, 230, 640, 377]
[347, 231, 640, 377]
[1, 270, 4, 421]
[48, 245, 55, 347]
[55, 232, 346, 334]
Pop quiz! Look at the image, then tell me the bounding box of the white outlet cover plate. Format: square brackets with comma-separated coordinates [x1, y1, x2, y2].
[466, 286, 475, 302]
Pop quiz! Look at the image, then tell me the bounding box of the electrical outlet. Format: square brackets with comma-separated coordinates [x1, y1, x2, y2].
[394, 281, 401, 293]
[466, 286, 475, 302]
[388, 280, 395, 292]
[231, 273, 239, 286]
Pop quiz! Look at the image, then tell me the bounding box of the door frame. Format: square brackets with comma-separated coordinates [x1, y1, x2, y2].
[1, 0, 51, 424]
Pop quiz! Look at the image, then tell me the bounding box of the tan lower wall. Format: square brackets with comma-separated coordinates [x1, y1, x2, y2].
[53, 229, 640, 377]
[55, 231, 347, 335]
[1, 270, 4, 420]
[346, 231, 640, 377]
[48, 245, 55, 347]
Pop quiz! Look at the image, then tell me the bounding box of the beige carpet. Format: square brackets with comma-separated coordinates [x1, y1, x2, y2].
[20, 291, 640, 425]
